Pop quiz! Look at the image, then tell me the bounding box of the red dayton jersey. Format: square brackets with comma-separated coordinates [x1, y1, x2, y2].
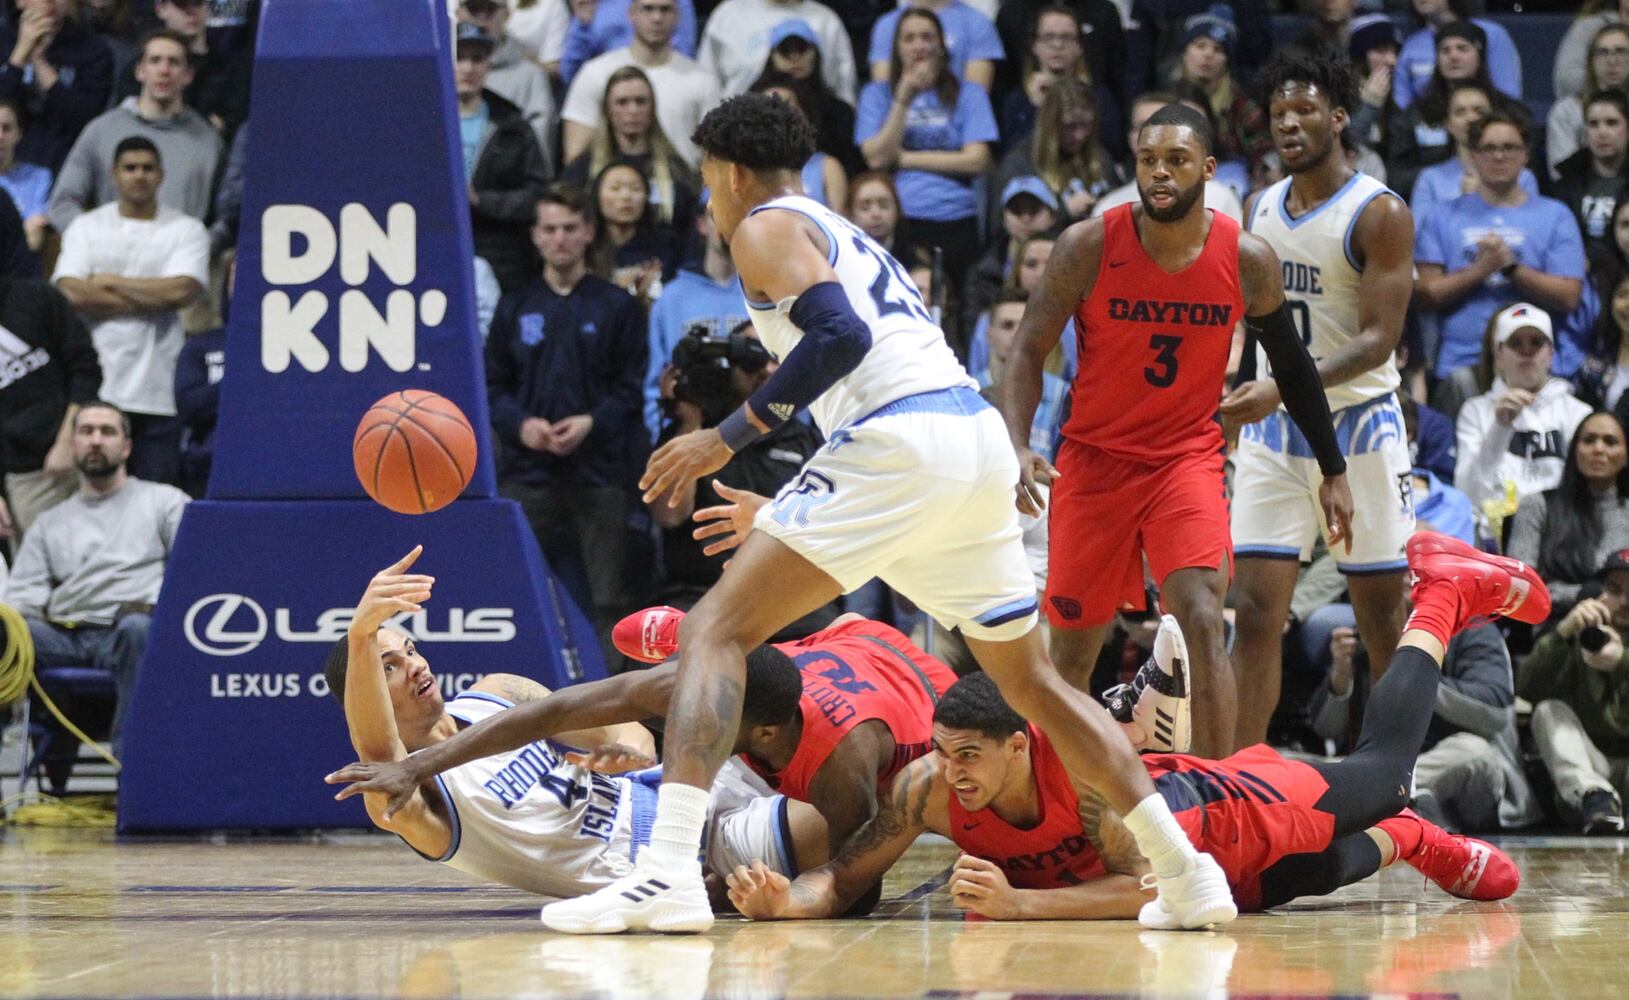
[741, 619, 958, 803]
[949, 725, 1107, 889]
[1064, 204, 1245, 460]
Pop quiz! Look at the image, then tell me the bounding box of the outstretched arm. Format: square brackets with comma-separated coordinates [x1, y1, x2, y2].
[726, 755, 943, 919]
[998, 219, 1101, 515]
[470, 672, 657, 760]
[329, 661, 679, 818]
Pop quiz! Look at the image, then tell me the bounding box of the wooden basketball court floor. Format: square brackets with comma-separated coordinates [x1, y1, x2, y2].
[2, 828, 1626, 999]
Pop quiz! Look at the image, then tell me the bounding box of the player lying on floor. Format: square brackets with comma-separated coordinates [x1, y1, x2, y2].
[325, 546, 833, 901]
[723, 533, 1539, 923]
[329, 573, 1189, 901]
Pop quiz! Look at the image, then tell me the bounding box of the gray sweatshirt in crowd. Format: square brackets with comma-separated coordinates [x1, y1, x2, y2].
[47, 98, 223, 235]
[7, 478, 188, 625]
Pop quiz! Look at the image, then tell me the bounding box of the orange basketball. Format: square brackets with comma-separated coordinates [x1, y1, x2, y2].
[352, 390, 478, 514]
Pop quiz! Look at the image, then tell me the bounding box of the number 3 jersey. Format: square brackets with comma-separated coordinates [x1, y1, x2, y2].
[744, 195, 974, 436]
[413, 692, 646, 899]
[1065, 203, 1244, 461]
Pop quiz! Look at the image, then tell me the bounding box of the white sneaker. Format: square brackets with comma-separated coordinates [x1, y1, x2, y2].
[1138, 853, 1238, 931]
[1103, 615, 1192, 753]
[541, 859, 713, 935]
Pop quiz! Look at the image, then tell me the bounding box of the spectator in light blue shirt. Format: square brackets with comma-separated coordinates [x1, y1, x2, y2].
[560, 0, 698, 85]
[1394, 0, 1520, 112]
[856, 7, 997, 292]
[974, 287, 1068, 461]
[0, 97, 50, 253]
[1415, 111, 1587, 380]
[1407, 82, 1537, 224]
[868, 0, 1003, 91]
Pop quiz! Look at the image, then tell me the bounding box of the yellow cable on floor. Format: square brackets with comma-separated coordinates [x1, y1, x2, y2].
[0, 604, 121, 772]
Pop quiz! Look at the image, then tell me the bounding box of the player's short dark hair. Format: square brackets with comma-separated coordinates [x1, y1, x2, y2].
[691, 93, 815, 172]
[139, 27, 194, 68]
[1257, 47, 1359, 117]
[933, 672, 1027, 740]
[536, 182, 594, 222]
[1467, 108, 1528, 151]
[114, 135, 161, 166]
[1139, 102, 1213, 157]
[74, 399, 132, 437]
[323, 636, 351, 706]
[742, 645, 802, 728]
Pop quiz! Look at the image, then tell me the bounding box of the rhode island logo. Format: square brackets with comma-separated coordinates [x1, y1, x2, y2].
[520, 313, 545, 346]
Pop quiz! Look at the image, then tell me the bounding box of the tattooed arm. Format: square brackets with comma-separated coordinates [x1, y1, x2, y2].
[726, 755, 947, 919]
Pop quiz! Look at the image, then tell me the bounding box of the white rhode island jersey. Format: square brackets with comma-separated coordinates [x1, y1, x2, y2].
[1247, 172, 1401, 412]
[420, 692, 646, 898]
[744, 195, 975, 434]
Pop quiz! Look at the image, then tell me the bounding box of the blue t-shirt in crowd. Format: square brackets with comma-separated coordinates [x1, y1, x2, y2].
[856, 80, 998, 222]
[459, 102, 489, 180]
[1414, 469, 1478, 547]
[0, 160, 51, 219]
[1415, 191, 1587, 378]
[801, 152, 828, 208]
[643, 268, 749, 442]
[1408, 159, 1538, 223]
[868, 1, 1004, 85]
[560, 0, 698, 84]
[1393, 20, 1522, 111]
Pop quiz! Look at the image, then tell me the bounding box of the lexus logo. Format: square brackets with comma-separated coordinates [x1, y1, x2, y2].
[184, 594, 268, 656]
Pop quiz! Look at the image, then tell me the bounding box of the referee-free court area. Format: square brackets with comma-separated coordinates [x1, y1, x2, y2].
[3, 827, 1625, 999]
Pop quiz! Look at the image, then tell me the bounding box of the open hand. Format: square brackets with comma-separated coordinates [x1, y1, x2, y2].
[351, 546, 434, 635]
[325, 758, 423, 820]
[642, 426, 732, 507]
[692, 482, 770, 558]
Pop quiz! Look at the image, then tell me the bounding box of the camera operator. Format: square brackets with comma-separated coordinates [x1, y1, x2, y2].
[1520, 548, 1629, 834]
[648, 320, 836, 638]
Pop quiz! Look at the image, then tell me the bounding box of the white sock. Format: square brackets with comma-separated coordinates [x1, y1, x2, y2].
[645, 782, 709, 871]
[1121, 793, 1197, 879]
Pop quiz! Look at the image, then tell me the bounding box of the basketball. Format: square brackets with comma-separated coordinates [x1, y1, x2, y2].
[352, 390, 477, 514]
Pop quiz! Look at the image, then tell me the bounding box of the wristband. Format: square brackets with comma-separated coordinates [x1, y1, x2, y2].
[717, 407, 765, 454]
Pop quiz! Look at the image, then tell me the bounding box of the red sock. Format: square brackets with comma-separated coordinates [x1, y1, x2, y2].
[1375, 811, 1427, 861]
[1404, 581, 1462, 647]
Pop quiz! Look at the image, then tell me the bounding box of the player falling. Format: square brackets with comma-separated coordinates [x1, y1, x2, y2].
[999, 102, 1353, 758]
[541, 93, 1239, 935]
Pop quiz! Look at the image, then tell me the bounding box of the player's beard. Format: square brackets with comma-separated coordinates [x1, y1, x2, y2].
[1138, 179, 1204, 223]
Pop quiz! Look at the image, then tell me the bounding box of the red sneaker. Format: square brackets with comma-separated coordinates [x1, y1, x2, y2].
[612, 606, 685, 663]
[1378, 809, 1521, 901]
[1406, 532, 1551, 626]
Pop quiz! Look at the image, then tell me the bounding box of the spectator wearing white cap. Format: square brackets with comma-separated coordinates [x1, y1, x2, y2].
[1415, 109, 1588, 381]
[1455, 303, 1593, 507]
[700, 3, 856, 104]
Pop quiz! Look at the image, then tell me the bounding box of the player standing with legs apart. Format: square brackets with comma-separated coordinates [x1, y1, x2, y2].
[541, 94, 1238, 934]
[1225, 50, 1417, 749]
[1000, 102, 1356, 758]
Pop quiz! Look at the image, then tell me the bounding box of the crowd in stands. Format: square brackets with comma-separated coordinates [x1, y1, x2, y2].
[4, 0, 1629, 836]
